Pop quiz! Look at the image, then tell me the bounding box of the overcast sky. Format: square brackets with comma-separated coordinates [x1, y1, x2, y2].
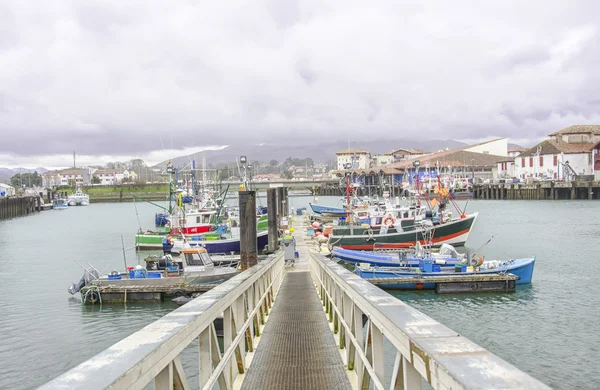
[1, 0, 599, 168]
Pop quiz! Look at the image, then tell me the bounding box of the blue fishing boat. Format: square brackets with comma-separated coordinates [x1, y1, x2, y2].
[355, 257, 536, 289]
[309, 203, 347, 217]
[332, 247, 461, 267]
[52, 199, 69, 210]
[176, 230, 269, 254]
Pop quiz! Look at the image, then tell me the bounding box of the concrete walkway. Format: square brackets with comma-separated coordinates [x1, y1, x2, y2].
[240, 216, 350, 390]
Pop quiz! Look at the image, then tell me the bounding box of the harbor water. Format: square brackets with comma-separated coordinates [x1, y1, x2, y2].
[0, 197, 598, 389]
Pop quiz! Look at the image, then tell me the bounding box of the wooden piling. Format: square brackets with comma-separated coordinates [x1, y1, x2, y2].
[239, 190, 258, 271]
[277, 187, 285, 221]
[266, 188, 279, 253]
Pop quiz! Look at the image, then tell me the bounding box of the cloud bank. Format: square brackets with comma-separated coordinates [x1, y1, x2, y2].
[1, 0, 599, 167]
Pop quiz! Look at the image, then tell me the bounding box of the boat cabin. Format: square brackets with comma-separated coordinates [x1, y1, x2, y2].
[181, 248, 214, 268]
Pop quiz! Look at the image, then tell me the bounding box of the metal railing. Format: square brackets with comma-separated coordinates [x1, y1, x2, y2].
[40, 253, 285, 390]
[308, 252, 551, 390]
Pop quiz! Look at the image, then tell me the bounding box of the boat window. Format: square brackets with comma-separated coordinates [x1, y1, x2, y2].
[376, 217, 382, 225]
[404, 212, 409, 218]
[185, 253, 204, 266]
[200, 252, 213, 266]
[196, 216, 201, 224]
[202, 214, 211, 223]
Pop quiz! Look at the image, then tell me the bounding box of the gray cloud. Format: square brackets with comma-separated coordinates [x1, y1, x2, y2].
[1, 0, 600, 165]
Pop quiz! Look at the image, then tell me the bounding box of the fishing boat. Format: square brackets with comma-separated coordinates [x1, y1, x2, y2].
[135, 214, 269, 251]
[355, 257, 536, 289]
[329, 213, 478, 250]
[52, 198, 69, 210]
[331, 245, 464, 267]
[68, 248, 241, 298]
[309, 203, 347, 217]
[172, 230, 270, 254]
[67, 189, 90, 206]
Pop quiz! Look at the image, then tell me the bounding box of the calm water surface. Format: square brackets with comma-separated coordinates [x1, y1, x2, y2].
[0, 197, 598, 389]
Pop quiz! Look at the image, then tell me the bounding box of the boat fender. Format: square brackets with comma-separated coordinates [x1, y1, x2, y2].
[402, 196, 407, 201]
[88, 290, 100, 304]
[171, 289, 186, 298]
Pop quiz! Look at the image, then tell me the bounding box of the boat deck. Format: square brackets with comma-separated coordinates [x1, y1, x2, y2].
[240, 219, 351, 390]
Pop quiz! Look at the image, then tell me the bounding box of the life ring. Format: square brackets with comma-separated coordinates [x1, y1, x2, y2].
[383, 216, 395, 227]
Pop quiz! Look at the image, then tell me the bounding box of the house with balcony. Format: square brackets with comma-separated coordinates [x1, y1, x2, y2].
[94, 168, 133, 185]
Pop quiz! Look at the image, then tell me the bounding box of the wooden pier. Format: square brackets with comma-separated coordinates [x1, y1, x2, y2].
[474, 180, 600, 200]
[0, 196, 42, 220]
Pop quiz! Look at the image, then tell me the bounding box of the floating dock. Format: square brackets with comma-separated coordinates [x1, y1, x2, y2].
[80, 283, 218, 304]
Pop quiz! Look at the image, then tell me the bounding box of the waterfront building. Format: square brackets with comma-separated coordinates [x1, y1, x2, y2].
[512, 125, 599, 180]
[336, 148, 371, 170]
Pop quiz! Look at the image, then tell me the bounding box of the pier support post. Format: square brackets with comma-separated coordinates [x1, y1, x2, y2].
[277, 187, 285, 220]
[239, 190, 258, 271]
[551, 182, 555, 200]
[571, 181, 576, 200]
[266, 189, 279, 253]
[589, 182, 593, 200]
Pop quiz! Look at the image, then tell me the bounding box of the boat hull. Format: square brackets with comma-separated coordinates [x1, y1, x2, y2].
[332, 247, 460, 267]
[178, 231, 269, 254]
[331, 213, 478, 250]
[309, 203, 346, 216]
[356, 257, 535, 289]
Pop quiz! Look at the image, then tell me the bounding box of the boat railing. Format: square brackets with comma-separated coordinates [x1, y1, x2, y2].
[308, 251, 550, 390]
[40, 252, 285, 390]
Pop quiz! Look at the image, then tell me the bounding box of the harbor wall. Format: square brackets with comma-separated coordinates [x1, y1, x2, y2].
[0, 196, 41, 220]
[473, 180, 600, 200]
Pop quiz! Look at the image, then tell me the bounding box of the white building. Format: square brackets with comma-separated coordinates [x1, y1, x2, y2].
[0, 183, 15, 197]
[371, 154, 394, 166]
[336, 148, 371, 170]
[94, 168, 133, 185]
[464, 138, 508, 157]
[41, 172, 63, 188]
[55, 168, 93, 186]
[509, 125, 599, 180]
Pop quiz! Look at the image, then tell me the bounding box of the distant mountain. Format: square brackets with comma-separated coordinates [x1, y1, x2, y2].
[0, 167, 49, 183]
[155, 139, 468, 168]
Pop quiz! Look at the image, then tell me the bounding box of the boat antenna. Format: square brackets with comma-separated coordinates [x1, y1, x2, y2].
[473, 235, 494, 255]
[121, 234, 128, 272]
[133, 197, 142, 233]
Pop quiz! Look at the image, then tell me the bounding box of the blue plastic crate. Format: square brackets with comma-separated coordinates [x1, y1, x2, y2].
[432, 265, 441, 272]
[147, 272, 162, 279]
[108, 274, 122, 280]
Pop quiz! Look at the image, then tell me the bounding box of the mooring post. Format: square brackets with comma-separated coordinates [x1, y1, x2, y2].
[571, 181, 576, 200]
[266, 188, 279, 253]
[239, 190, 258, 271]
[277, 187, 285, 220]
[589, 181, 593, 200]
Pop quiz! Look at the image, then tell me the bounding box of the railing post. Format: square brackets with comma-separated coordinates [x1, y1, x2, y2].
[402, 356, 422, 390]
[156, 362, 174, 390]
[199, 327, 211, 387]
